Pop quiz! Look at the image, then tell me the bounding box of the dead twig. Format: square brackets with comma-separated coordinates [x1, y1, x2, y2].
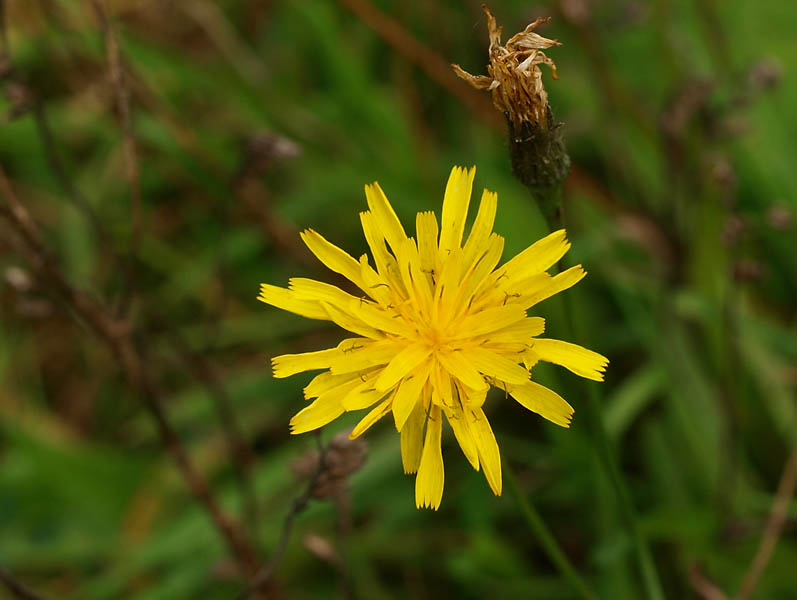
[0, 165, 258, 574]
[235, 431, 328, 600]
[736, 448, 797, 600]
[688, 564, 728, 600]
[0, 564, 51, 600]
[157, 317, 259, 529]
[0, 0, 8, 58]
[91, 0, 142, 317]
[335, 0, 501, 130]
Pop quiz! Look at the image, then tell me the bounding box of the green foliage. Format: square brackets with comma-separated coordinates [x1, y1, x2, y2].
[0, 1, 795, 598]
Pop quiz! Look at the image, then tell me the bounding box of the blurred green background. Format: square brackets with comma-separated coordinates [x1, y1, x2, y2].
[0, 1, 795, 598]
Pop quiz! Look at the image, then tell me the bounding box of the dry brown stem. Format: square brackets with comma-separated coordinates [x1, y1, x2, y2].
[90, 0, 142, 316]
[736, 448, 797, 600]
[336, 0, 501, 129]
[0, 165, 259, 574]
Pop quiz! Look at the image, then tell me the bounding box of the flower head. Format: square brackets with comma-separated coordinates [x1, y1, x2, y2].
[259, 166, 607, 509]
[453, 6, 560, 129]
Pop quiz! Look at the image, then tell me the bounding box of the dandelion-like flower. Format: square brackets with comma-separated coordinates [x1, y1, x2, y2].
[259, 166, 607, 509]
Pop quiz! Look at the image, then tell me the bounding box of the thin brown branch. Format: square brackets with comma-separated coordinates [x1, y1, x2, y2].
[335, 0, 502, 130]
[158, 317, 259, 528]
[235, 431, 327, 600]
[0, 165, 258, 574]
[736, 448, 797, 600]
[688, 564, 729, 600]
[0, 564, 51, 600]
[0, 0, 8, 58]
[1, 33, 125, 272]
[91, 0, 142, 316]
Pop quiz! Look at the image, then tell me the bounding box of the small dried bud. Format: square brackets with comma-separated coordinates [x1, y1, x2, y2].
[3, 82, 34, 121]
[733, 259, 764, 282]
[0, 56, 12, 79]
[4, 266, 34, 292]
[236, 132, 301, 182]
[453, 6, 561, 129]
[748, 58, 782, 92]
[722, 215, 746, 246]
[766, 205, 792, 230]
[292, 431, 367, 500]
[711, 156, 736, 189]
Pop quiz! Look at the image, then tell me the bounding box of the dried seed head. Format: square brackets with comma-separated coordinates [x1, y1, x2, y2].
[453, 6, 561, 129]
[292, 431, 367, 500]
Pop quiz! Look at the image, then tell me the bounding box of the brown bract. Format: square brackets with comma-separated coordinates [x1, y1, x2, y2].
[453, 6, 561, 128]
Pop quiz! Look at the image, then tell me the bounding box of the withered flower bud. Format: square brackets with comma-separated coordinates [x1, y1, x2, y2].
[453, 6, 561, 130]
[452, 6, 570, 220]
[292, 431, 367, 500]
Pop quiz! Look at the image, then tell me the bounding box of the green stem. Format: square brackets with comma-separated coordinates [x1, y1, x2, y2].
[504, 462, 599, 600]
[534, 190, 666, 600]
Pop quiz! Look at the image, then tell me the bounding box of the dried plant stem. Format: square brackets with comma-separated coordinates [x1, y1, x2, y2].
[504, 463, 598, 600]
[90, 0, 142, 316]
[161, 322, 259, 528]
[0, 165, 258, 574]
[736, 448, 797, 600]
[235, 431, 328, 600]
[335, 0, 501, 129]
[0, 565, 51, 600]
[689, 564, 729, 600]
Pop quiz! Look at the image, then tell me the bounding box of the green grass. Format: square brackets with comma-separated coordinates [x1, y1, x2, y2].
[1, 1, 795, 598]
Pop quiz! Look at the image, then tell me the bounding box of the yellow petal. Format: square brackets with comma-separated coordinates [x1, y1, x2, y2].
[346, 297, 415, 337]
[328, 340, 396, 375]
[532, 339, 609, 381]
[462, 189, 497, 266]
[467, 407, 502, 495]
[272, 347, 341, 378]
[496, 229, 570, 284]
[349, 394, 393, 439]
[487, 317, 546, 344]
[462, 233, 505, 299]
[522, 265, 586, 309]
[364, 182, 407, 253]
[415, 405, 444, 509]
[375, 343, 432, 392]
[258, 284, 328, 320]
[288, 278, 356, 306]
[300, 229, 371, 296]
[357, 254, 392, 305]
[432, 364, 456, 410]
[359, 210, 403, 288]
[392, 363, 432, 432]
[342, 381, 388, 411]
[290, 379, 360, 434]
[508, 380, 574, 427]
[467, 347, 530, 385]
[454, 305, 527, 339]
[444, 406, 479, 471]
[437, 350, 488, 391]
[439, 166, 475, 255]
[395, 237, 433, 313]
[400, 396, 427, 473]
[323, 301, 384, 339]
[304, 371, 358, 399]
[416, 210, 439, 280]
[465, 385, 488, 408]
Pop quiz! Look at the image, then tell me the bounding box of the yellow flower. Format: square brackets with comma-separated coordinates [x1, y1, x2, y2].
[258, 166, 607, 509]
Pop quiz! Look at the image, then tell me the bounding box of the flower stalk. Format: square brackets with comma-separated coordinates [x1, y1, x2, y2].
[454, 7, 664, 599]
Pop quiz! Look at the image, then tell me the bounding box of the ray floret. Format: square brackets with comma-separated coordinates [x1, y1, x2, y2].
[258, 166, 608, 509]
